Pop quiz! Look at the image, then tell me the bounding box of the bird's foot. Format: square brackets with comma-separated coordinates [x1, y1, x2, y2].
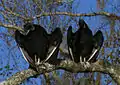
[79, 57, 90, 68]
[80, 61, 85, 66]
[35, 55, 41, 65]
[34, 55, 47, 70]
[84, 61, 90, 68]
[79, 56, 84, 66]
[84, 58, 90, 68]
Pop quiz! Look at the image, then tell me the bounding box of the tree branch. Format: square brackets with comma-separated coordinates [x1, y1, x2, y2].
[1, 59, 120, 85]
[32, 11, 120, 20]
[0, 11, 120, 31]
[0, 22, 23, 31]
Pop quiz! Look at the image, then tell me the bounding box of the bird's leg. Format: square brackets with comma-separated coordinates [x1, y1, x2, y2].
[84, 57, 86, 62]
[35, 55, 41, 65]
[35, 55, 44, 66]
[35, 55, 37, 64]
[79, 56, 90, 68]
[37, 58, 41, 65]
[80, 56, 82, 62]
[83, 57, 90, 68]
[80, 56, 85, 65]
[34, 55, 47, 70]
[85, 62, 90, 68]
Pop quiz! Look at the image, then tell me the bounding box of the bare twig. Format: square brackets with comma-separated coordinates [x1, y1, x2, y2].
[1, 0, 26, 20]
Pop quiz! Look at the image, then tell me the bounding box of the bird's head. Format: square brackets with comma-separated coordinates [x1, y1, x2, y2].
[78, 19, 88, 30]
[20, 23, 35, 35]
[68, 26, 72, 32]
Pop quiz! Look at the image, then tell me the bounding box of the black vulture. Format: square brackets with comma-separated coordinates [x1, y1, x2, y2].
[67, 19, 104, 64]
[15, 23, 62, 71]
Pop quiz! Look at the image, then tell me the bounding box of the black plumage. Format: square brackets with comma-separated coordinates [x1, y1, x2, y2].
[67, 19, 104, 63]
[88, 30, 104, 62]
[47, 28, 63, 65]
[15, 23, 62, 71]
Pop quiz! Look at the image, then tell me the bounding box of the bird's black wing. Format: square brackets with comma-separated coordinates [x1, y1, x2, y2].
[67, 26, 75, 61]
[87, 30, 104, 62]
[44, 28, 63, 65]
[19, 47, 35, 67]
[15, 30, 36, 68]
[46, 40, 62, 65]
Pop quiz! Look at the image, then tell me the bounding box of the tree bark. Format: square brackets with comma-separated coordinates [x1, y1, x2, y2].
[0, 59, 120, 85]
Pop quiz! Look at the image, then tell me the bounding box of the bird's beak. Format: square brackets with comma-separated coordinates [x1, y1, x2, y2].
[19, 29, 28, 35]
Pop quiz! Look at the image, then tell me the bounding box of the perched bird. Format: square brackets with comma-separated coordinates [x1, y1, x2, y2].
[67, 19, 104, 64]
[67, 19, 93, 63]
[15, 23, 62, 71]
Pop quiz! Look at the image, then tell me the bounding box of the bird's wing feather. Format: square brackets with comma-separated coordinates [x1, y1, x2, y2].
[19, 47, 35, 67]
[44, 44, 58, 62]
[87, 49, 98, 62]
[68, 47, 74, 61]
[67, 26, 75, 61]
[87, 30, 104, 62]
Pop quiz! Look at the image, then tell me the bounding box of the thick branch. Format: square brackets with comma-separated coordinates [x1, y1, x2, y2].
[58, 60, 120, 84]
[0, 69, 38, 85]
[1, 59, 120, 85]
[33, 12, 120, 20]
